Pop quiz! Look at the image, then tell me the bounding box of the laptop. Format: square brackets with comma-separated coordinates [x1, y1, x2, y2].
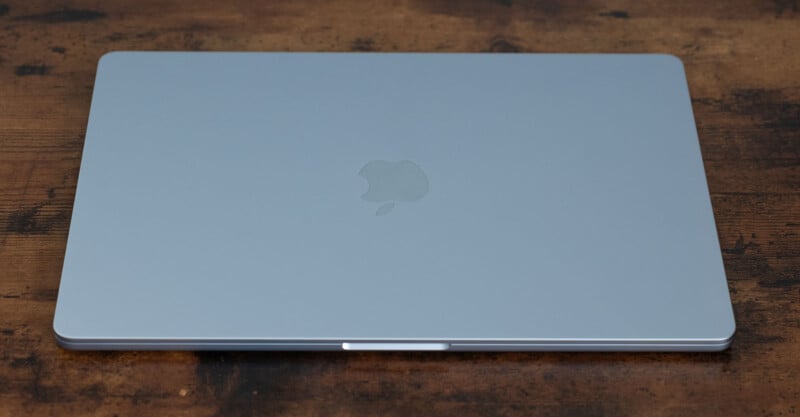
[54, 52, 736, 351]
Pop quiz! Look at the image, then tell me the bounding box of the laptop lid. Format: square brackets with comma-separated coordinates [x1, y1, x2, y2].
[54, 52, 735, 351]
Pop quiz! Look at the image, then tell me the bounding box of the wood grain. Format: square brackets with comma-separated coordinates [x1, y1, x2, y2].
[1, 1, 798, 416]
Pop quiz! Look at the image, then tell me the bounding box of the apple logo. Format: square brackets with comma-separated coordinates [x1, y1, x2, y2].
[359, 160, 429, 216]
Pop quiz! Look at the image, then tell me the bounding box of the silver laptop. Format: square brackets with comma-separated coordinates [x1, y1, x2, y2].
[54, 52, 736, 351]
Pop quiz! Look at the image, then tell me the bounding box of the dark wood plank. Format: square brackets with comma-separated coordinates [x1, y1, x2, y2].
[1, 1, 798, 416]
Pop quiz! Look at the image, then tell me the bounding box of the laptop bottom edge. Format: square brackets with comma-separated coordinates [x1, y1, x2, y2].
[55, 336, 732, 352]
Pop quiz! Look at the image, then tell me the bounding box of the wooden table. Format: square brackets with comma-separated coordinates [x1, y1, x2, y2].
[1, 1, 798, 416]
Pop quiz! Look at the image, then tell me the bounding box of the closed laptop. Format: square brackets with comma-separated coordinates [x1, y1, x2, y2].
[54, 52, 736, 351]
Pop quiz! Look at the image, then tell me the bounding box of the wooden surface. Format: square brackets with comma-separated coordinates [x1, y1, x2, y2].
[1, 1, 799, 416]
